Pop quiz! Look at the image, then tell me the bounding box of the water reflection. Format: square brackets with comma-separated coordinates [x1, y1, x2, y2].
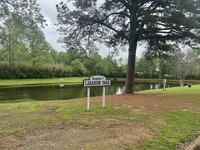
[0, 82, 176, 101]
[116, 87, 124, 95]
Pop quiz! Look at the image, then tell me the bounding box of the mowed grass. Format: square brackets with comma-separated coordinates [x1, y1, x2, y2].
[137, 84, 200, 149]
[139, 84, 200, 94]
[0, 84, 200, 149]
[0, 77, 86, 86]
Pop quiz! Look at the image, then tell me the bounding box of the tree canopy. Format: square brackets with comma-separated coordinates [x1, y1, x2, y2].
[56, 0, 200, 93]
[0, 0, 46, 26]
[0, 0, 47, 66]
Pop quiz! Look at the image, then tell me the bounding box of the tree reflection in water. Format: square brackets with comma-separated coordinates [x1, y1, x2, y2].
[0, 82, 177, 101]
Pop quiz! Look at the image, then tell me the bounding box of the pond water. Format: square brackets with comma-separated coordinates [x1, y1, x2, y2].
[0, 82, 178, 101]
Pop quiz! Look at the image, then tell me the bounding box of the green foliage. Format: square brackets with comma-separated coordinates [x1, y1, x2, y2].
[0, 63, 71, 79]
[0, 50, 127, 79]
[135, 46, 200, 80]
[57, 52, 70, 65]
[0, 0, 46, 66]
[83, 53, 102, 74]
[71, 59, 85, 76]
[84, 55, 124, 77]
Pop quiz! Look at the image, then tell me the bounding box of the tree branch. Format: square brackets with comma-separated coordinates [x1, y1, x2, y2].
[118, 0, 131, 10]
[96, 21, 129, 40]
[102, 12, 130, 21]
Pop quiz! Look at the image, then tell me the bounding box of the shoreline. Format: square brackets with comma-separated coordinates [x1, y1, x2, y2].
[0, 77, 199, 88]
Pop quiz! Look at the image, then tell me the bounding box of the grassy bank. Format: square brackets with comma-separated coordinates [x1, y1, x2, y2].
[139, 84, 200, 94]
[118, 78, 200, 84]
[0, 77, 87, 87]
[0, 84, 200, 149]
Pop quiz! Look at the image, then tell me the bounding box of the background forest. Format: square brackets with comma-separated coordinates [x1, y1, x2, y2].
[1, 0, 200, 80]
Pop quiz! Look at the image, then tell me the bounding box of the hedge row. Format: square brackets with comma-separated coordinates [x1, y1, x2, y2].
[1, 63, 200, 80]
[0, 64, 72, 79]
[186, 75, 200, 80]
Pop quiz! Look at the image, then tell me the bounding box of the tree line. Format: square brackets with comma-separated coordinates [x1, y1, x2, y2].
[2, 35, 200, 81]
[136, 46, 200, 81]
[0, 44, 127, 79]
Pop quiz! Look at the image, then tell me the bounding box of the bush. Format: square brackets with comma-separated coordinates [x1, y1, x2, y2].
[186, 75, 200, 80]
[0, 63, 74, 79]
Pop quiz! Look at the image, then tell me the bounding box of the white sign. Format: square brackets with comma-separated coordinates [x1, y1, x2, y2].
[83, 75, 111, 87]
[83, 80, 111, 87]
[89, 75, 106, 81]
[83, 75, 111, 111]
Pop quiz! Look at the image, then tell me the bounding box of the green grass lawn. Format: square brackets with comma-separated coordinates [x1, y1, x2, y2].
[0, 82, 200, 149]
[139, 84, 200, 94]
[0, 77, 87, 86]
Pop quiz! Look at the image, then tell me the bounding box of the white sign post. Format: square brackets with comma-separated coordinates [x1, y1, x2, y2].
[83, 75, 111, 111]
[87, 87, 90, 111]
[163, 79, 166, 91]
[102, 87, 106, 108]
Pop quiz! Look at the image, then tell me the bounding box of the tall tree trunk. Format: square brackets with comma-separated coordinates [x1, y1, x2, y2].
[32, 59, 36, 66]
[124, 0, 138, 94]
[125, 42, 137, 93]
[8, 43, 13, 68]
[8, 48, 12, 67]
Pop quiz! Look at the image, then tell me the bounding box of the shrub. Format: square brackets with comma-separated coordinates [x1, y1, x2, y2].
[0, 63, 74, 79]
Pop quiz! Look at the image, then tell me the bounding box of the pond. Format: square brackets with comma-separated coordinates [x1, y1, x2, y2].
[0, 82, 178, 101]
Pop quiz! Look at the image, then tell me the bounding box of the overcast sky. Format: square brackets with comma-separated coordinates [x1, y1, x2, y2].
[37, 0, 144, 59]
